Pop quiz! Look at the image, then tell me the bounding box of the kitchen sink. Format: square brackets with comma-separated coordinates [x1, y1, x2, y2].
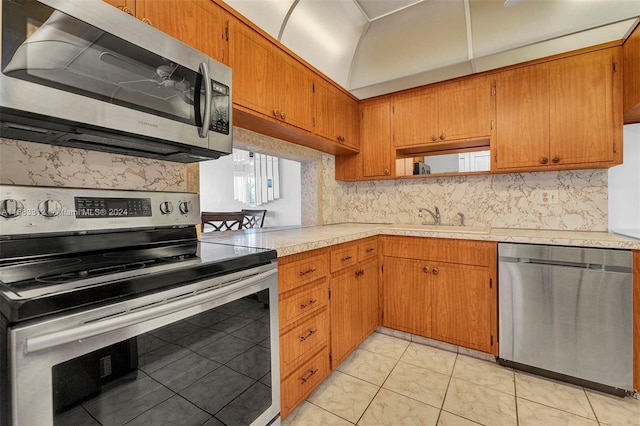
[384, 224, 491, 234]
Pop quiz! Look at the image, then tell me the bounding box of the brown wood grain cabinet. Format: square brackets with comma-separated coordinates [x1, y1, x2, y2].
[329, 238, 379, 368]
[494, 47, 622, 172]
[393, 78, 491, 148]
[278, 249, 330, 419]
[623, 23, 640, 124]
[360, 100, 393, 178]
[381, 236, 498, 355]
[315, 79, 360, 149]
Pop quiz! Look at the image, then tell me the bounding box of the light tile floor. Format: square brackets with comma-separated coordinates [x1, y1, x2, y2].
[283, 332, 640, 426]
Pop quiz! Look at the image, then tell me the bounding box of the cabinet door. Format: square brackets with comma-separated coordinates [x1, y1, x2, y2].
[137, 0, 228, 63]
[314, 80, 338, 141]
[381, 257, 430, 337]
[549, 49, 616, 166]
[392, 90, 438, 147]
[358, 260, 379, 340]
[229, 21, 276, 117]
[438, 78, 491, 142]
[430, 263, 493, 353]
[330, 269, 361, 367]
[361, 101, 393, 178]
[494, 65, 550, 170]
[342, 95, 360, 149]
[280, 55, 315, 132]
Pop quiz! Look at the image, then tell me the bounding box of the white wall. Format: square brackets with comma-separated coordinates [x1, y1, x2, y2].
[199, 154, 302, 227]
[608, 124, 640, 234]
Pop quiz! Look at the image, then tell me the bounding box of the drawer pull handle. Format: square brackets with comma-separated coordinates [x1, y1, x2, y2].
[432, 268, 439, 275]
[300, 368, 319, 384]
[366, 248, 375, 253]
[299, 329, 318, 342]
[341, 255, 353, 262]
[423, 266, 430, 273]
[299, 268, 317, 276]
[300, 299, 318, 310]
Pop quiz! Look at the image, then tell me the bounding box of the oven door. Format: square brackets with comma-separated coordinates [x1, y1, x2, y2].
[9, 265, 279, 426]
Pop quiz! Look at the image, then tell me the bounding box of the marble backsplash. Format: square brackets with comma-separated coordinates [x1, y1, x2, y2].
[1, 137, 609, 231]
[320, 155, 609, 231]
[0, 139, 187, 191]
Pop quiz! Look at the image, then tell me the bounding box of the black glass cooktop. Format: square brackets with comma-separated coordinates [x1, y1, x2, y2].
[0, 240, 276, 323]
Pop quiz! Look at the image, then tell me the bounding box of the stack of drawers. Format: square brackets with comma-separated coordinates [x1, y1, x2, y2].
[278, 248, 331, 418]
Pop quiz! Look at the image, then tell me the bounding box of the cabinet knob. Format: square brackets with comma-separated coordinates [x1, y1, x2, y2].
[273, 109, 280, 117]
[539, 157, 549, 164]
[552, 156, 560, 164]
[281, 112, 286, 119]
[423, 266, 430, 273]
[141, 17, 153, 26]
[384, 168, 390, 175]
[439, 134, 446, 140]
[431, 136, 437, 142]
[118, 6, 134, 15]
[432, 268, 439, 275]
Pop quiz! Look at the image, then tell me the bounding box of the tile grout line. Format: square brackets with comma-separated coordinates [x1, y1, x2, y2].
[434, 352, 458, 426]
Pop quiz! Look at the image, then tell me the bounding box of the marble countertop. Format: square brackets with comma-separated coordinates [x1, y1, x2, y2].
[200, 223, 640, 257]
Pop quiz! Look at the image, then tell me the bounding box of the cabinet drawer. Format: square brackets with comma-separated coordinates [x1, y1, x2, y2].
[281, 347, 330, 418]
[382, 236, 494, 266]
[330, 245, 358, 273]
[358, 239, 378, 262]
[280, 309, 329, 371]
[279, 280, 329, 329]
[280, 254, 328, 293]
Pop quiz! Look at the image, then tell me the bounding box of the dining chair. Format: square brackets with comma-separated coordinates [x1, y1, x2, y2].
[241, 209, 267, 228]
[201, 211, 246, 231]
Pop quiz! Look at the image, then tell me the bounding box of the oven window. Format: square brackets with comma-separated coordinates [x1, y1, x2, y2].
[51, 290, 273, 426]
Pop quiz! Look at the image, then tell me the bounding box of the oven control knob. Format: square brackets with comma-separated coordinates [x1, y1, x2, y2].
[0, 198, 23, 218]
[179, 201, 191, 215]
[38, 199, 62, 217]
[159, 201, 174, 215]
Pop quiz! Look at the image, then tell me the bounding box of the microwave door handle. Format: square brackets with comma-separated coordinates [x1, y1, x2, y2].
[198, 62, 212, 138]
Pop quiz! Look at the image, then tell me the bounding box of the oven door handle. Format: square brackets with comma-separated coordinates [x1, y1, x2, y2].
[25, 268, 277, 354]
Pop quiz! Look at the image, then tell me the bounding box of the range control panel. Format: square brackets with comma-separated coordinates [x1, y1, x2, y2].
[0, 185, 200, 236]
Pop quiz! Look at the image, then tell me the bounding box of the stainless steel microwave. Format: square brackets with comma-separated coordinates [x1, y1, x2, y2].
[0, 0, 232, 162]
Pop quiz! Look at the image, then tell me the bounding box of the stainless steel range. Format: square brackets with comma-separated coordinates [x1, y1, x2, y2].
[0, 185, 280, 426]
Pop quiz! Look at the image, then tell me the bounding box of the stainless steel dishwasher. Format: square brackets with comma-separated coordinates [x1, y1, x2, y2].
[498, 243, 633, 396]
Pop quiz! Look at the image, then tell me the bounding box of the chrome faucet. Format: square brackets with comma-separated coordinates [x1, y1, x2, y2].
[418, 206, 441, 225]
[458, 212, 465, 226]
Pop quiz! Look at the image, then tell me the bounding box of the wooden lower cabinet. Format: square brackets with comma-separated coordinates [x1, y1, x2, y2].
[381, 236, 498, 355]
[381, 256, 431, 336]
[278, 249, 331, 419]
[281, 347, 330, 417]
[330, 259, 378, 367]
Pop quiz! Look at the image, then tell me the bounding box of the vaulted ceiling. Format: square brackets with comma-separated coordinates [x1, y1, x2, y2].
[224, 0, 640, 99]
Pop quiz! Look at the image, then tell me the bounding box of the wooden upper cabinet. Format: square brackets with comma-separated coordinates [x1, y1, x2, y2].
[279, 54, 315, 132]
[392, 89, 438, 147]
[623, 23, 640, 124]
[438, 77, 492, 142]
[392, 78, 491, 148]
[315, 80, 359, 149]
[495, 47, 621, 171]
[549, 48, 617, 166]
[229, 19, 276, 117]
[230, 20, 314, 132]
[103, 0, 229, 63]
[495, 64, 550, 170]
[361, 100, 393, 178]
